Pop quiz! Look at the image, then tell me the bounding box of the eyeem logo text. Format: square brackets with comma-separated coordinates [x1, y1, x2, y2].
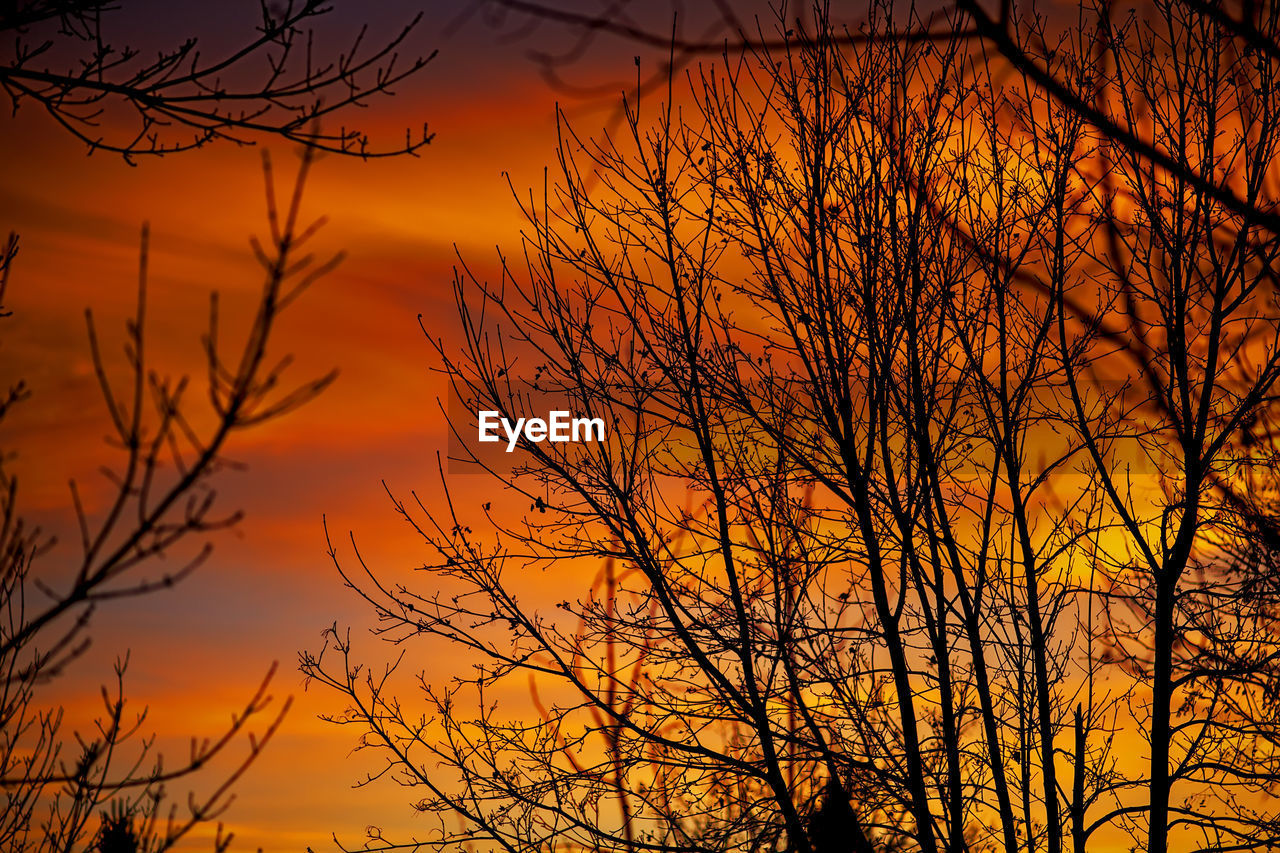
[478, 410, 606, 452]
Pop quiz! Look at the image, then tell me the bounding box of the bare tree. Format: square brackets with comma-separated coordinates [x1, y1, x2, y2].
[0, 0, 446, 845]
[0, 0, 436, 160]
[1047, 3, 1280, 850]
[1, 148, 340, 853]
[304, 3, 1280, 853]
[480, 0, 1280, 233]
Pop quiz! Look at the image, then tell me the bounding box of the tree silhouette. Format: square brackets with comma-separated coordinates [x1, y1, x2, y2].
[1, 2, 444, 848]
[0, 149, 338, 853]
[0, 1, 436, 160]
[96, 801, 147, 853]
[304, 2, 1280, 853]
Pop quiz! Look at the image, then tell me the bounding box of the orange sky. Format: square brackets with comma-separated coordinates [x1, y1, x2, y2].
[0, 2, 1165, 850]
[0, 2, 663, 847]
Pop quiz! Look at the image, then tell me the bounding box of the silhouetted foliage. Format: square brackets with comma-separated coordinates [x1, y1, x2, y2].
[96, 802, 147, 853]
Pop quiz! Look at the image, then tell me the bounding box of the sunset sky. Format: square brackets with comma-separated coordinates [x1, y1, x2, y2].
[0, 1, 731, 848]
[6, 1, 1212, 851]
